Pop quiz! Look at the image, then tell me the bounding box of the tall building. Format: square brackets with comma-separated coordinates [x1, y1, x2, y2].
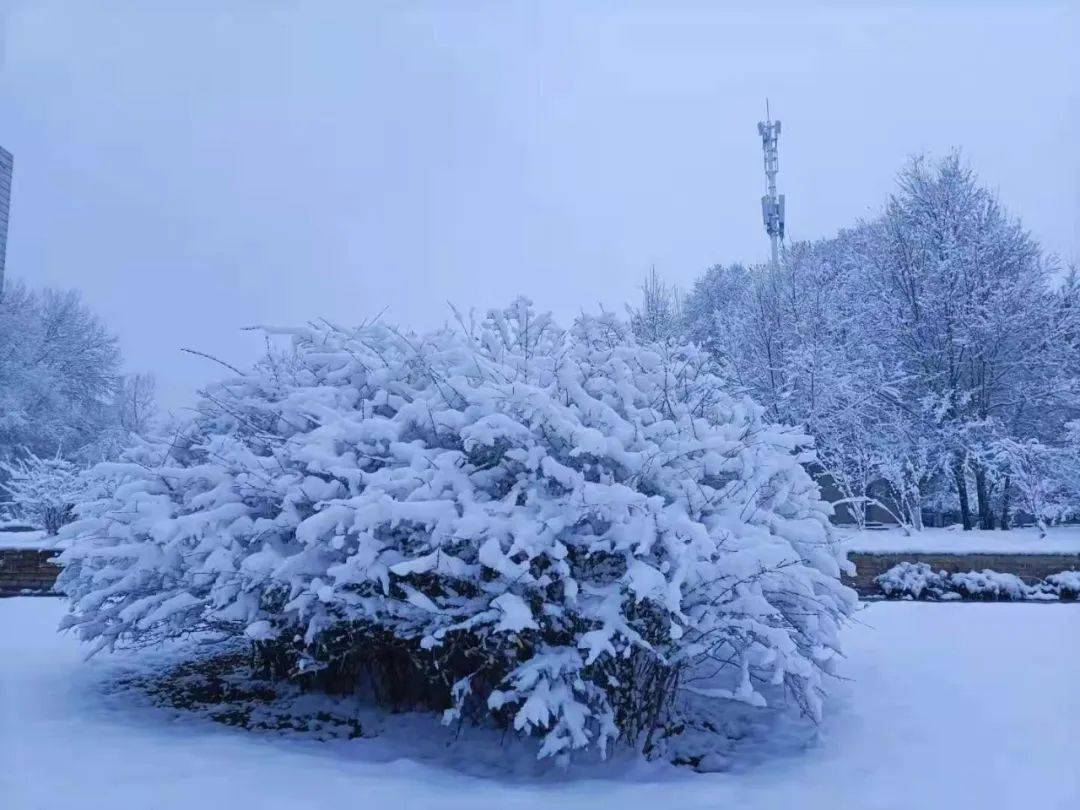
[0, 146, 12, 295]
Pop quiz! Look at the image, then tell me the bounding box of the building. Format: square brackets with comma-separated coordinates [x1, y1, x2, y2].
[0, 146, 12, 295]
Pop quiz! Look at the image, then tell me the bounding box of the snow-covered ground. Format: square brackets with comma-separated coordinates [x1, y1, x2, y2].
[0, 529, 49, 550]
[2, 599, 1077, 809]
[840, 524, 1080, 554]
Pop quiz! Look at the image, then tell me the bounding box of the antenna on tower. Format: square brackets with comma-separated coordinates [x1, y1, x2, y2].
[757, 100, 785, 267]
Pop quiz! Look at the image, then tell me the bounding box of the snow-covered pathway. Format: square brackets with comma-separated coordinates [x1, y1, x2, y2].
[2, 598, 1078, 809]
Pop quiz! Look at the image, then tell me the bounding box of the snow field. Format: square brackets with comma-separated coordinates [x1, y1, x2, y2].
[2, 598, 1077, 810]
[840, 525, 1080, 554]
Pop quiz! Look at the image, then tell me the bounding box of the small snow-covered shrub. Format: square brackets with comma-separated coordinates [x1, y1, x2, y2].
[948, 570, 1031, 601]
[876, 563, 1080, 601]
[1044, 571, 1080, 601]
[874, 562, 951, 600]
[1, 452, 84, 535]
[59, 301, 856, 759]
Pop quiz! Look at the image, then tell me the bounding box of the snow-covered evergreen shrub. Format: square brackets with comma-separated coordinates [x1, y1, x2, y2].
[874, 562, 952, 600]
[1, 452, 84, 535]
[59, 301, 856, 759]
[1044, 571, 1080, 601]
[948, 570, 1030, 601]
[876, 563, 1080, 601]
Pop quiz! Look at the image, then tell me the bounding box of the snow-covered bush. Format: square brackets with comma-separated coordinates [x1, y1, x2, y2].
[948, 570, 1031, 601]
[874, 562, 952, 600]
[876, 563, 1079, 601]
[1044, 571, 1080, 601]
[59, 301, 856, 759]
[1, 452, 84, 535]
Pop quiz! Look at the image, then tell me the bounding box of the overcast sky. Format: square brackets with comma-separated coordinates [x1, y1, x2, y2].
[1, 1, 1077, 408]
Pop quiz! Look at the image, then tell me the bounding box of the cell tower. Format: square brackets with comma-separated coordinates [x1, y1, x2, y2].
[757, 101, 784, 267]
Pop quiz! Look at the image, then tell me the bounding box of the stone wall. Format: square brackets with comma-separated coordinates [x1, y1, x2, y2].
[845, 552, 1080, 597]
[0, 549, 62, 597]
[6, 547, 1080, 599]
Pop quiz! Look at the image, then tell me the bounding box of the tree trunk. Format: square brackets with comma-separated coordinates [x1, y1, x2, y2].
[905, 487, 924, 531]
[999, 476, 1011, 530]
[954, 458, 973, 531]
[973, 465, 994, 530]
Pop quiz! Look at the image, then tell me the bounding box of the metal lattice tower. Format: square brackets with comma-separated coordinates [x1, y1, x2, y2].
[756, 102, 784, 267]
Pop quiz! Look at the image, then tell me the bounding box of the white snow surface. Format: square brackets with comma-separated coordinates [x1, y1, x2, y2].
[2, 598, 1078, 809]
[841, 524, 1080, 554]
[0, 529, 52, 550]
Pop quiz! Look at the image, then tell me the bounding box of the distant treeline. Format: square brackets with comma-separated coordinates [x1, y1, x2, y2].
[633, 153, 1080, 532]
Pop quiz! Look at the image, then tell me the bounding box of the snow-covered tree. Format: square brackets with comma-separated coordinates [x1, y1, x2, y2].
[682, 241, 903, 529]
[59, 301, 855, 759]
[0, 281, 160, 479]
[681, 153, 1079, 532]
[1, 452, 84, 534]
[0, 281, 122, 464]
[628, 268, 682, 346]
[989, 437, 1080, 535]
[114, 372, 158, 437]
[860, 153, 1065, 529]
